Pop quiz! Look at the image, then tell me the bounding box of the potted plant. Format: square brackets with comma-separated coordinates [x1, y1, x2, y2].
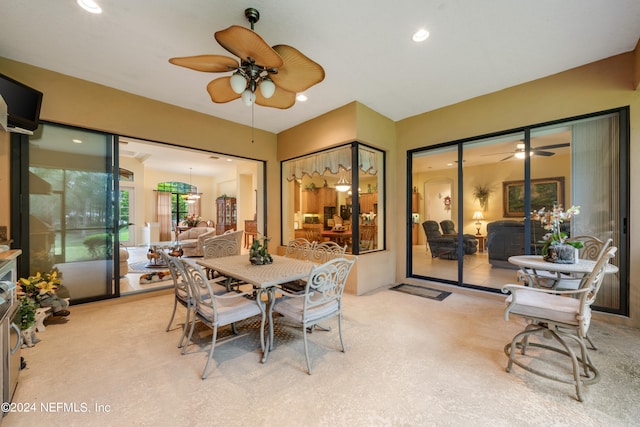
[249, 234, 273, 265]
[472, 184, 492, 210]
[532, 203, 584, 263]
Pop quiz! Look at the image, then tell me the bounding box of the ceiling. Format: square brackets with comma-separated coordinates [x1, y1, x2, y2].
[2, 0, 639, 136]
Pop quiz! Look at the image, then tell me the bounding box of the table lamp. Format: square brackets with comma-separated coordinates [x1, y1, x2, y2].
[472, 211, 484, 235]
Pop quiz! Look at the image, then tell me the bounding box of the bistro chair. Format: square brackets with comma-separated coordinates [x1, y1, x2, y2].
[281, 238, 315, 294]
[165, 255, 228, 353]
[269, 257, 356, 374]
[180, 259, 265, 379]
[284, 238, 314, 261]
[161, 250, 192, 348]
[502, 246, 617, 401]
[202, 236, 243, 290]
[309, 241, 346, 264]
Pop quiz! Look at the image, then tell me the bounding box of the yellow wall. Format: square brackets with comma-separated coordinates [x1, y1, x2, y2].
[397, 51, 640, 327]
[2, 48, 639, 321]
[277, 101, 397, 294]
[0, 57, 281, 250]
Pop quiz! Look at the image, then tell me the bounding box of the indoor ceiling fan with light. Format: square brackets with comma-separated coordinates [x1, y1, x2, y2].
[169, 7, 325, 109]
[483, 142, 570, 161]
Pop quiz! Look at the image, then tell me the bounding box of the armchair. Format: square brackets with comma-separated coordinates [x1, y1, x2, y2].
[422, 220, 457, 259]
[177, 227, 216, 257]
[502, 247, 617, 401]
[439, 220, 479, 254]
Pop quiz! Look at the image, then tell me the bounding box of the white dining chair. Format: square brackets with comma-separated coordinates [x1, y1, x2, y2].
[179, 259, 266, 379]
[269, 257, 356, 374]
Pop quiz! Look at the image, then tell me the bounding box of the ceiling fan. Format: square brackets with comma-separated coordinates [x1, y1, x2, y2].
[169, 7, 325, 109]
[483, 142, 570, 161]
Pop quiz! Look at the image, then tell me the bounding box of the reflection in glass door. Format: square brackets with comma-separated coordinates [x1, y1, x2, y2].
[29, 123, 116, 303]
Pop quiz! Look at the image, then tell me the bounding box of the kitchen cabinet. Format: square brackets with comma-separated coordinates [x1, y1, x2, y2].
[301, 190, 319, 213]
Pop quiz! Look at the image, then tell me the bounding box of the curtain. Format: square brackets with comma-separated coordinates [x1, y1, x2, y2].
[155, 191, 172, 241]
[286, 146, 379, 180]
[572, 114, 620, 309]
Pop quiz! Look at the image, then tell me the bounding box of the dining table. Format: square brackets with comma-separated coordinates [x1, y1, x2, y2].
[196, 254, 316, 362]
[321, 229, 352, 246]
[508, 255, 618, 288]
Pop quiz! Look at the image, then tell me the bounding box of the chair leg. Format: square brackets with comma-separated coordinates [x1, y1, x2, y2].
[183, 309, 197, 356]
[202, 325, 218, 380]
[338, 313, 345, 353]
[303, 323, 312, 375]
[177, 305, 192, 349]
[166, 298, 178, 331]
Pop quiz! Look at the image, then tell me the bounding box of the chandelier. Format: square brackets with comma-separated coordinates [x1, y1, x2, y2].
[335, 169, 351, 192]
[181, 168, 201, 204]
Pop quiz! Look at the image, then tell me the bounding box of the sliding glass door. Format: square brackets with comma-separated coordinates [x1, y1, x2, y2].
[29, 123, 117, 302]
[409, 108, 628, 314]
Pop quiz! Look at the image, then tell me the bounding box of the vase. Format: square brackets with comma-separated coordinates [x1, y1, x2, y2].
[544, 244, 578, 264]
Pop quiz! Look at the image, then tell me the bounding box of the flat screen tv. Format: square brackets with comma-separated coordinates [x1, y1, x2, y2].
[0, 72, 43, 132]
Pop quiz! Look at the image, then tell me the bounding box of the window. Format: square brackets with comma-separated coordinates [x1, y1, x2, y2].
[281, 142, 385, 254]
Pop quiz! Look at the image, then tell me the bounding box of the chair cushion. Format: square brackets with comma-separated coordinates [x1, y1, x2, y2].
[505, 289, 584, 325]
[274, 296, 339, 324]
[198, 296, 262, 327]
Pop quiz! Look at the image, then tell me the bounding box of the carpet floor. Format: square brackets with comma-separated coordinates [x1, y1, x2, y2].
[7, 286, 640, 426]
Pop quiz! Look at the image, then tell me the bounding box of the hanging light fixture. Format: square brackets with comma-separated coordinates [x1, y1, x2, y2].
[230, 58, 277, 106]
[335, 168, 351, 192]
[181, 168, 201, 203]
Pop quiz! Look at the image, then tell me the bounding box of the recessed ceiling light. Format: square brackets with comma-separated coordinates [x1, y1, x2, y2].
[72, 139, 83, 144]
[77, 0, 102, 14]
[296, 94, 308, 102]
[226, 159, 232, 162]
[412, 29, 429, 42]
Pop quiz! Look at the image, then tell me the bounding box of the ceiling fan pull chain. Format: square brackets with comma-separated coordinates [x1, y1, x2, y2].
[251, 103, 255, 144]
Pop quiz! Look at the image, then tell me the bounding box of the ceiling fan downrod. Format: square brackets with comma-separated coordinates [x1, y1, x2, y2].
[245, 8, 260, 30]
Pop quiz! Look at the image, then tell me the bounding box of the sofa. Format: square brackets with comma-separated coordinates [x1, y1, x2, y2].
[177, 227, 216, 257]
[486, 219, 570, 268]
[119, 245, 129, 276]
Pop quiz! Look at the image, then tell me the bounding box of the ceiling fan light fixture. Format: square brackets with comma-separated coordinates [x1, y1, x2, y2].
[241, 89, 256, 106]
[260, 78, 276, 99]
[230, 72, 247, 94]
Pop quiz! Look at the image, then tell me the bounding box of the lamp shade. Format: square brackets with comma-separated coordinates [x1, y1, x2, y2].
[230, 73, 246, 94]
[472, 211, 484, 220]
[260, 78, 276, 98]
[241, 89, 256, 106]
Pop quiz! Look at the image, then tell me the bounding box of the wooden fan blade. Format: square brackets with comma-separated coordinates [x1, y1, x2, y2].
[169, 55, 238, 72]
[534, 143, 570, 150]
[215, 25, 283, 68]
[206, 77, 241, 103]
[532, 150, 555, 157]
[270, 45, 325, 93]
[255, 86, 296, 109]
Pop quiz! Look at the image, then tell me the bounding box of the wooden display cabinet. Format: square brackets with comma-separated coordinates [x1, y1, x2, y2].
[216, 197, 237, 235]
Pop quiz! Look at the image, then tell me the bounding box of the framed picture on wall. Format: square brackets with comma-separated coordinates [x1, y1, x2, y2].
[502, 177, 565, 217]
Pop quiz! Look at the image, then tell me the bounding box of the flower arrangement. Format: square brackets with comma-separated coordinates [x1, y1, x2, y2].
[17, 269, 66, 330]
[531, 203, 583, 256]
[249, 234, 273, 265]
[183, 214, 203, 227]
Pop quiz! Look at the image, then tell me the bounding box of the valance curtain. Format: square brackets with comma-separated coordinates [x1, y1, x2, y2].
[286, 146, 379, 181]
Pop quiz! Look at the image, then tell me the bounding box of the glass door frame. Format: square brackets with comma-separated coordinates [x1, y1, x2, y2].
[407, 107, 629, 316]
